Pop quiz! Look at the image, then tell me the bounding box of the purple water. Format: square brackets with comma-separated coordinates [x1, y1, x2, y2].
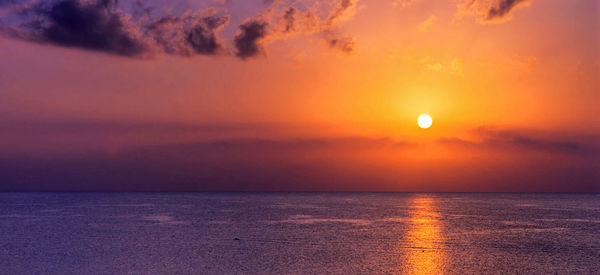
[1, 193, 599, 274]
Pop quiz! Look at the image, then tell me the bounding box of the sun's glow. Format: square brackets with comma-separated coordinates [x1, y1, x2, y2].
[418, 114, 433, 129]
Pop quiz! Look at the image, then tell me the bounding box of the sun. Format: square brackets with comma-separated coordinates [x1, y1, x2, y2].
[417, 114, 433, 129]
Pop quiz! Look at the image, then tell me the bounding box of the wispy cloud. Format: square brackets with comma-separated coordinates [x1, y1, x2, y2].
[418, 14, 435, 32]
[456, 0, 533, 23]
[232, 0, 360, 59]
[438, 127, 599, 156]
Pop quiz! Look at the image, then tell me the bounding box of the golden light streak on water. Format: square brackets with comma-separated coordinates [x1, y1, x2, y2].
[402, 195, 447, 274]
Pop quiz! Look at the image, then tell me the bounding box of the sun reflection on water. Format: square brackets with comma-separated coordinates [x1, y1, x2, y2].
[402, 195, 447, 274]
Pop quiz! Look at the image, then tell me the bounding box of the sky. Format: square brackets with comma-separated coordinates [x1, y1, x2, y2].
[0, 0, 598, 191]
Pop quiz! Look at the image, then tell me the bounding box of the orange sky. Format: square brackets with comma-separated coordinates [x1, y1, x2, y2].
[0, 0, 598, 191]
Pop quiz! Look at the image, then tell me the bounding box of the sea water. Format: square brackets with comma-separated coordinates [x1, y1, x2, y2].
[0, 193, 599, 274]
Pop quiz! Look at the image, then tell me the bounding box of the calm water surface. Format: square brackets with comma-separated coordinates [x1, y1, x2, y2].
[0, 193, 599, 274]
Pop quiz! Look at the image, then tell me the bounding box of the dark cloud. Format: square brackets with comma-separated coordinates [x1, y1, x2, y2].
[509, 135, 580, 152]
[234, 19, 268, 59]
[438, 127, 599, 155]
[486, 0, 526, 20]
[459, 0, 532, 23]
[145, 16, 183, 55]
[326, 34, 355, 54]
[480, 128, 590, 154]
[1, 0, 360, 58]
[147, 14, 229, 56]
[186, 25, 222, 55]
[1, 0, 230, 57]
[187, 16, 229, 55]
[96, 0, 118, 9]
[282, 7, 297, 33]
[25, 0, 148, 56]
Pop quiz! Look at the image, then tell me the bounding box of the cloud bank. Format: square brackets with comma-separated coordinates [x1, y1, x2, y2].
[0, 0, 359, 59]
[0, 119, 598, 192]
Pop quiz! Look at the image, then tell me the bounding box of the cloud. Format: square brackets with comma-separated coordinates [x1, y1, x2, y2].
[321, 0, 357, 54]
[418, 56, 443, 72]
[281, 6, 297, 33]
[231, 0, 359, 59]
[146, 14, 230, 56]
[187, 16, 229, 54]
[479, 128, 588, 154]
[325, 0, 355, 27]
[265, 6, 318, 37]
[438, 127, 599, 155]
[486, 0, 527, 21]
[0, 119, 597, 192]
[136, 137, 406, 155]
[233, 18, 269, 59]
[418, 14, 435, 32]
[425, 62, 442, 71]
[1, 0, 232, 57]
[325, 32, 355, 54]
[18, 0, 148, 57]
[0, 134, 415, 191]
[1, 131, 597, 191]
[457, 0, 533, 23]
[1, 0, 361, 59]
[450, 58, 464, 76]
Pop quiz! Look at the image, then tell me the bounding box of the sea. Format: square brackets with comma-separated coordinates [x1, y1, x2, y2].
[0, 193, 598, 274]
